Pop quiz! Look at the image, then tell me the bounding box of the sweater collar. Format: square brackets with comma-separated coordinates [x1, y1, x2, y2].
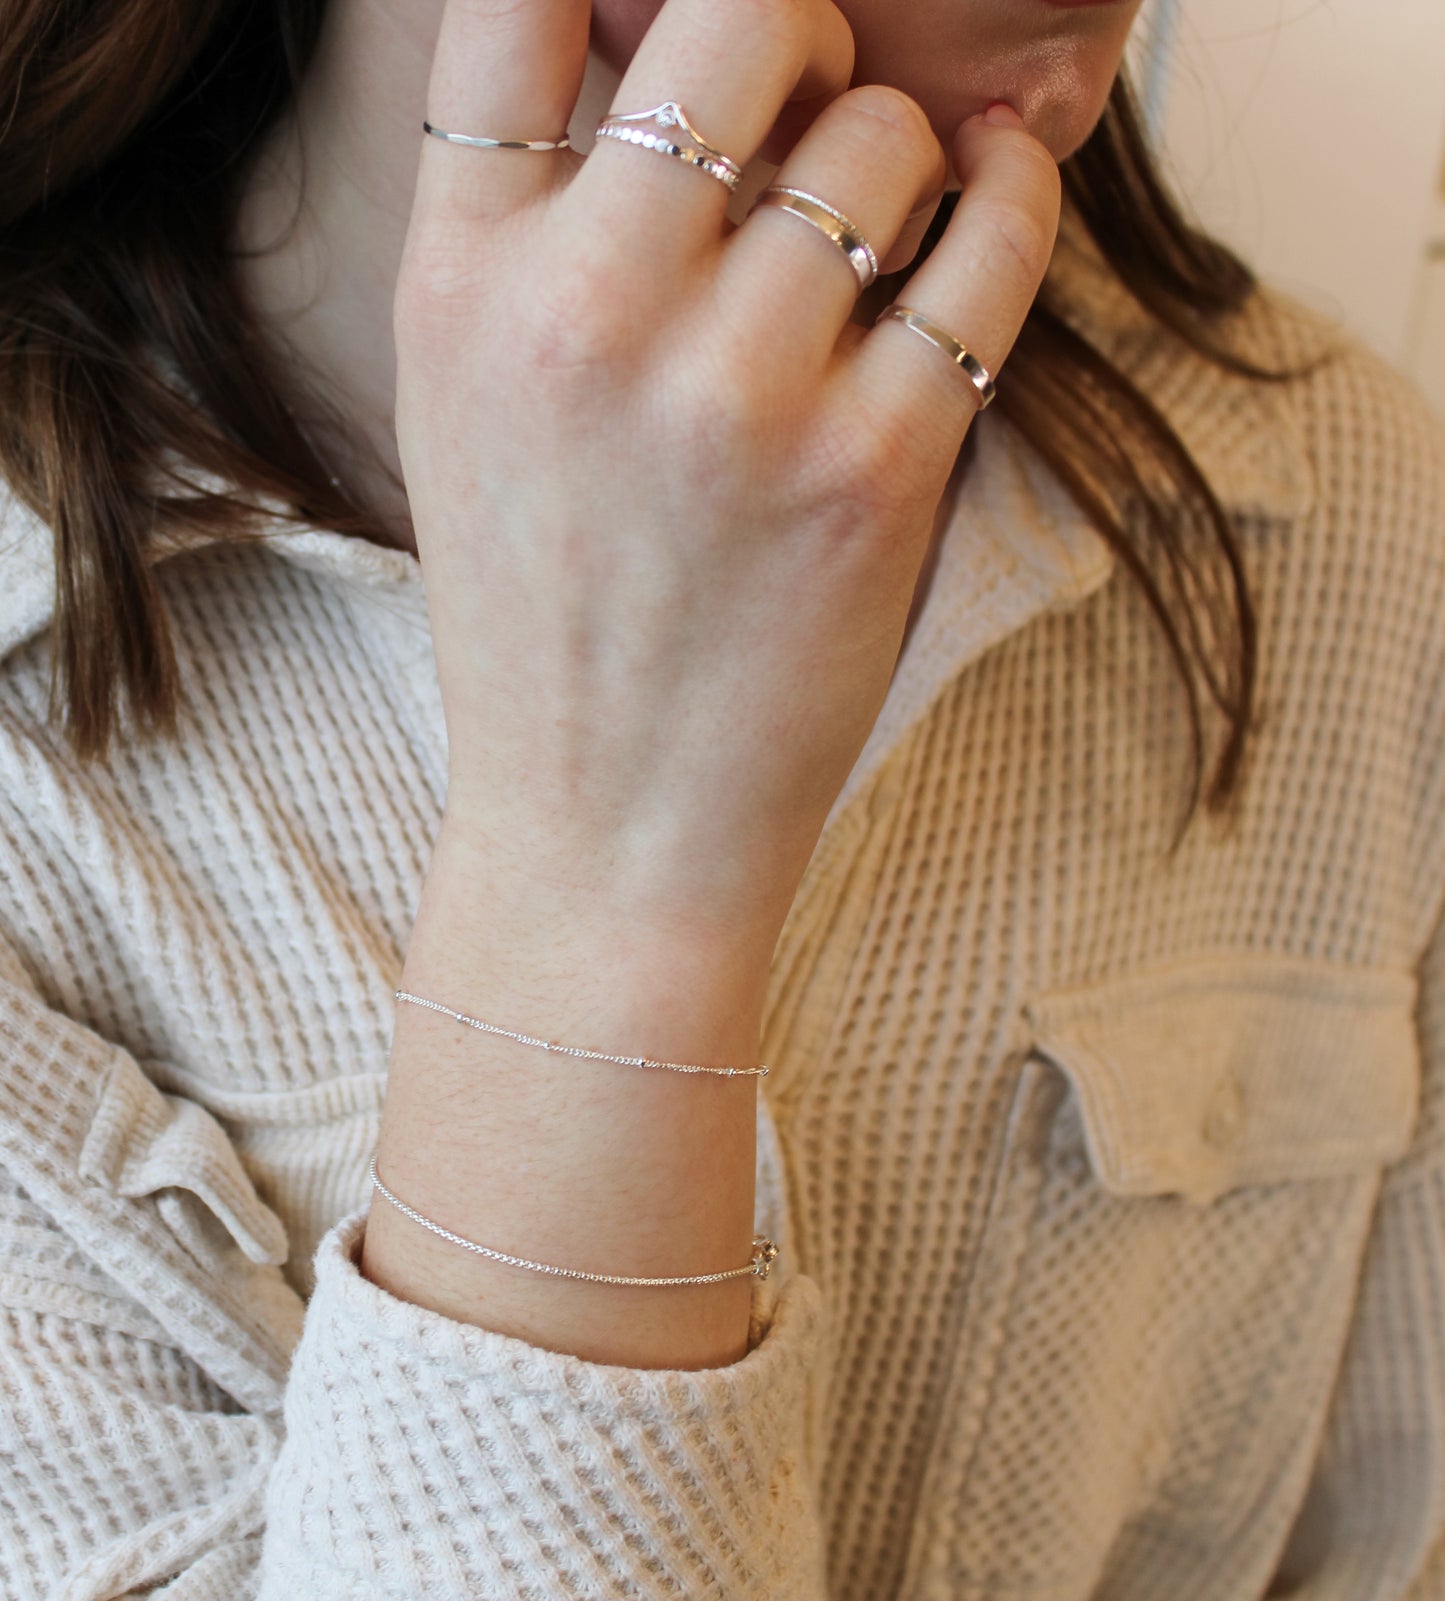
[0, 215, 1315, 693]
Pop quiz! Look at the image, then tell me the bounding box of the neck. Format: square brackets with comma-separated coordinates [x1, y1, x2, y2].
[233, 2, 782, 553]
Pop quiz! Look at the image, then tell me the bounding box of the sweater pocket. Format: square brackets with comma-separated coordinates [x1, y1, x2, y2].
[1023, 951, 1419, 1204]
[902, 951, 1420, 1601]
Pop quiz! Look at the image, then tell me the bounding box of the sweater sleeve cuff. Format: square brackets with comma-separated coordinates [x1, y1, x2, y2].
[259, 1205, 829, 1600]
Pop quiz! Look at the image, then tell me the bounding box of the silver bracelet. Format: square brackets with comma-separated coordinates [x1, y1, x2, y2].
[368, 1154, 781, 1285]
[394, 988, 770, 1079]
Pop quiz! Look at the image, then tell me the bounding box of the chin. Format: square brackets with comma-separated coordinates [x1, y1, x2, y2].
[978, 51, 1124, 167]
[903, 42, 1131, 176]
[992, 71, 1120, 167]
[591, 0, 1133, 171]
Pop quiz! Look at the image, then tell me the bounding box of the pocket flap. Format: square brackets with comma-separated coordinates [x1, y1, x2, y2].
[79, 1054, 289, 1267]
[1023, 954, 1420, 1203]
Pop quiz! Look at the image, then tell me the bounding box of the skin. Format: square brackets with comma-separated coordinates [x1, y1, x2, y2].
[239, 0, 1145, 1370]
[236, 0, 1145, 552]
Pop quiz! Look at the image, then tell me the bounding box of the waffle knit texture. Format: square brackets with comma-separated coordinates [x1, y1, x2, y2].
[0, 210, 1443, 1599]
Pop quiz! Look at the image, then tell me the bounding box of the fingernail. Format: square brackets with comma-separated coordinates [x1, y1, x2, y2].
[981, 100, 1023, 129]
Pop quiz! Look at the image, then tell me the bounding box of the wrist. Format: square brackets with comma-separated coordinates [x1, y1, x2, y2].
[426, 799, 786, 990]
[405, 811, 778, 1071]
[375, 807, 772, 1368]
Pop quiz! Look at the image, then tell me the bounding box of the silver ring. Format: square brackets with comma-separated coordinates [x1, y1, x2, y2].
[594, 101, 743, 192]
[423, 120, 571, 152]
[875, 305, 997, 410]
[750, 187, 880, 291]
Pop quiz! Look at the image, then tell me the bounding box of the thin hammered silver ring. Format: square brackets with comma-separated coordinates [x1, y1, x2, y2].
[750, 187, 880, 291]
[422, 120, 571, 151]
[876, 304, 998, 410]
[594, 100, 744, 192]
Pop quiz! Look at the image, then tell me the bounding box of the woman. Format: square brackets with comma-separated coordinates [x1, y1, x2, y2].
[0, 0, 1441, 1594]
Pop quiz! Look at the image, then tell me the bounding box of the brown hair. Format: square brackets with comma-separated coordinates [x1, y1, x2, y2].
[0, 2, 1328, 846]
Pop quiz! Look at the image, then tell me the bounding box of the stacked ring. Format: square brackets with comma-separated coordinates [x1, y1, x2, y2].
[876, 305, 998, 410]
[749, 187, 880, 292]
[593, 101, 744, 192]
[417, 106, 1001, 410]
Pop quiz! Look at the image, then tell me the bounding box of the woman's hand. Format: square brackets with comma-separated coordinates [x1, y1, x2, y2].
[394, 0, 1062, 958]
[371, 0, 1061, 1365]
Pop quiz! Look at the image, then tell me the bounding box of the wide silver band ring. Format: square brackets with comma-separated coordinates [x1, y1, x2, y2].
[876, 305, 998, 410]
[594, 101, 744, 192]
[422, 121, 571, 152]
[750, 187, 880, 292]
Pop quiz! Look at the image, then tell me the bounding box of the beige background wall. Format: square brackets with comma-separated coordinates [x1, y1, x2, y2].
[1125, 0, 1445, 417]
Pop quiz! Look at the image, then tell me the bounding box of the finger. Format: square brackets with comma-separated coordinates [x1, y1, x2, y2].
[840, 106, 1061, 465]
[717, 84, 946, 376]
[877, 191, 946, 279]
[564, 0, 855, 274]
[416, 0, 592, 222]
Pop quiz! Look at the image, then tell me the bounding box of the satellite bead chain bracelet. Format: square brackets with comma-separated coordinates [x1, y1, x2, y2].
[394, 988, 771, 1079]
[368, 1154, 781, 1285]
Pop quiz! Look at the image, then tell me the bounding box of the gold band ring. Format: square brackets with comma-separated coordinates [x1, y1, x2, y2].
[876, 305, 998, 410]
[750, 187, 880, 292]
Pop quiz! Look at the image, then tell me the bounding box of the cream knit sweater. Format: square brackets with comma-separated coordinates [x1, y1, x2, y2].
[0, 211, 1442, 1600]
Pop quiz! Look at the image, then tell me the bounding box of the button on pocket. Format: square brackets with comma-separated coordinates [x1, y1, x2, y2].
[1202, 1068, 1246, 1150]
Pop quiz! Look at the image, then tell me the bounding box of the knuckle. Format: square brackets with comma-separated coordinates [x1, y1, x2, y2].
[394, 231, 484, 339]
[803, 86, 942, 201]
[861, 435, 942, 514]
[697, 0, 808, 64]
[519, 269, 629, 377]
[396, 236, 640, 389]
[1015, 137, 1064, 213]
[680, 345, 795, 468]
[808, 415, 937, 521]
[970, 191, 1057, 290]
[843, 83, 938, 151]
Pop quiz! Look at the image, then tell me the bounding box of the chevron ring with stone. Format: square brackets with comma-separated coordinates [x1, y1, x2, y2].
[593, 101, 744, 192]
